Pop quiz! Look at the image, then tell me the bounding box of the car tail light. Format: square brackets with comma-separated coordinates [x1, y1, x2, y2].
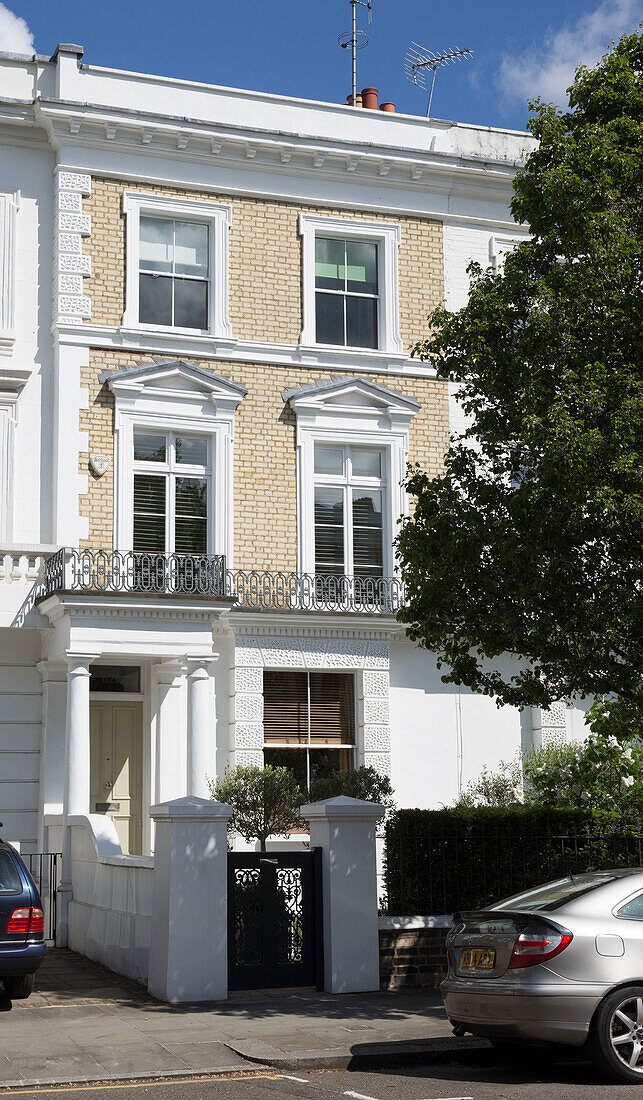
[509, 928, 573, 968]
[6, 908, 30, 935]
[28, 908, 44, 936]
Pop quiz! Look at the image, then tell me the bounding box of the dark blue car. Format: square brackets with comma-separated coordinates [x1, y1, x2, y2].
[0, 838, 46, 998]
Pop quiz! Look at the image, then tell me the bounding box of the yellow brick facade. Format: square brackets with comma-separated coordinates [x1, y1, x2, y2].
[79, 176, 448, 562]
[84, 179, 443, 351]
[81, 351, 449, 567]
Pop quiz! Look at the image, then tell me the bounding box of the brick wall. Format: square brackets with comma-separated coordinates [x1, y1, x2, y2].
[80, 351, 449, 561]
[83, 179, 443, 351]
[379, 927, 449, 991]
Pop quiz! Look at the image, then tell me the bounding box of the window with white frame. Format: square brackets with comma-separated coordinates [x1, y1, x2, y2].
[299, 214, 403, 355]
[139, 217, 209, 330]
[263, 670, 356, 791]
[122, 192, 232, 338]
[284, 377, 419, 579]
[315, 237, 379, 348]
[132, 430, 210, 554]
[313, 443, 385, 578]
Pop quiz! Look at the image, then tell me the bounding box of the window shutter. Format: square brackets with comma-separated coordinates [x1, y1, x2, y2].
[263, 671, 355, 747]
[309, 673, 355, 745]
[263, 671, 308, 744]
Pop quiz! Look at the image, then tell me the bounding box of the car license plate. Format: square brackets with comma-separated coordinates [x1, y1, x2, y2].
[460, 948, 495, 969]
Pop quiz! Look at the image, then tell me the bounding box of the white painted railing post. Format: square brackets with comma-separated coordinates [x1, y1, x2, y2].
[300, 795, 385, 994]
[148, 796, 232, 1003]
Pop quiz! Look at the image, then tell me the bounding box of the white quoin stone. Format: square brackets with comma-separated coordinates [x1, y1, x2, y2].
[300, 796, 385, 994]
[148, 796, 232, 1003]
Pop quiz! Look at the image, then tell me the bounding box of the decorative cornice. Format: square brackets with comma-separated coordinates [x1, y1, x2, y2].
[218, 613, 404, 640]
[53, 323, 438, 381]
[34, 99, 525, 200]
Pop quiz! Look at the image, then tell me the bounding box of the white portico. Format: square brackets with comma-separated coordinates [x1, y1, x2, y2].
[37, 589, 233, 879]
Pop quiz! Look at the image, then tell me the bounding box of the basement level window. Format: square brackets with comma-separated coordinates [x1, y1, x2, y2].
[263, 670, 355, 791]
[90, 666, 141, 693]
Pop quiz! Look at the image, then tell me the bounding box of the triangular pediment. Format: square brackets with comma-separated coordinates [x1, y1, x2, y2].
[99, 359, 247, 404]
[283, 376, 420, 416]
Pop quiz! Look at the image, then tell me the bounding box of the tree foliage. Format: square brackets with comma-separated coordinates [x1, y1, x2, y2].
[309, 764, 395, 812]
[396, 31, 643, 713]
[209, 764, 303, 851]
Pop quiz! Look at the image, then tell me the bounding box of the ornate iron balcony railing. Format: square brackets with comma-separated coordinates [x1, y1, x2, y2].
[41, 549, 405, 615]
[225, 569, 405, 614]
[42, 548, 227, 598]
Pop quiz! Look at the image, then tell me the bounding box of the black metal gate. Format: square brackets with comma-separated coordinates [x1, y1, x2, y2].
[228, 850, 323, 991]
[24, 853, 61, 943]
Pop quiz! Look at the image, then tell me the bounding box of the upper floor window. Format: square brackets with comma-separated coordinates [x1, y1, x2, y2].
[314, 443, 385, 578]
[133, 430, 210, 555]
[122, 192, 232, 339]
[315, 237, 378, 349]
[299, 214, 403, 356]
[139, 218, 209, 330]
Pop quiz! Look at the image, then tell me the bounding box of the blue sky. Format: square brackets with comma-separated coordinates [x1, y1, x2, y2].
[1, 0, 641, 131]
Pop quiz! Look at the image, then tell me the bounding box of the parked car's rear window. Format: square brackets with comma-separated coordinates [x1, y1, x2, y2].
[490, 871, 639, 912]
[0, 851, 22, 895]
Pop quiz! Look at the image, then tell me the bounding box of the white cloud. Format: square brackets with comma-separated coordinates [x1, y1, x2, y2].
[0, 3, 34, 56]
[498, 0, 643, 107]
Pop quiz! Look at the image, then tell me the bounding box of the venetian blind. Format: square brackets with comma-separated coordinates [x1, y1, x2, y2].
[263, 671, 355, 746]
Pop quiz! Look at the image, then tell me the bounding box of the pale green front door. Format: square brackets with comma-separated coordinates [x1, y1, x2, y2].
[90, 701, 143, 855]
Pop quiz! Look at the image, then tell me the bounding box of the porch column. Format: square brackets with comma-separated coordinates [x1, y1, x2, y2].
[187, 656, 216, 799]
[59, 653, 97, 946]
[153, 660, 186, 805]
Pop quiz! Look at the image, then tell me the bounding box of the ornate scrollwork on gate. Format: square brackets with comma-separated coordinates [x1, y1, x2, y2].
[233, 867, 261, 967]
[275, 867, 304, 965]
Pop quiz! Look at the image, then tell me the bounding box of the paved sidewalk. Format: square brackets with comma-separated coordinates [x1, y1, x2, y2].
[0, 949, 479, 1088]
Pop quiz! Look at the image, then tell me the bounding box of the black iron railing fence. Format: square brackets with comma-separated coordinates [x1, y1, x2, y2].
[383, 821, 643, 916]
[41, 548, 405, 614]
[23, 852, 61, 942]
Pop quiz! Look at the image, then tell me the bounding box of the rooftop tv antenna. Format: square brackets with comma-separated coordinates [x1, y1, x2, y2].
[404, 43, 473, 118]
[339, 0, 373, 108]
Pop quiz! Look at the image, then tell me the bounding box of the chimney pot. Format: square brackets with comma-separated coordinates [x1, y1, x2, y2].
[379, 102, 395, 113]
[346, 92, 363, 107]
[361, 87, 378, 110]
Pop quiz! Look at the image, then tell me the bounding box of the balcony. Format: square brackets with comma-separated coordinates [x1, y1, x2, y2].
[40, 548, 405, 615]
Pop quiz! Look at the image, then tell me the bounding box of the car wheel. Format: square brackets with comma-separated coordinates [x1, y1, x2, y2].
[589, 986, 643, 1083]
[3, 973, 34, 1000]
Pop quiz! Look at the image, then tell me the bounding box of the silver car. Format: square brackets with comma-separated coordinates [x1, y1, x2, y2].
[442, 868, 643, 1084]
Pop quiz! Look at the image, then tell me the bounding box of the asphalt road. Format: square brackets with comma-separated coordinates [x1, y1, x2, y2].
[2, 1046, 642, 1100]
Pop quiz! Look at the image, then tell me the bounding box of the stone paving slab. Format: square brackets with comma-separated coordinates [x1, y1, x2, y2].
[0, 948, 481, 1088]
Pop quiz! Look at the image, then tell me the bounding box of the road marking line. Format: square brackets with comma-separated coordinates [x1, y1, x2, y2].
[277, 1076, 313, 1083]
[344, 1095, 474, 1100]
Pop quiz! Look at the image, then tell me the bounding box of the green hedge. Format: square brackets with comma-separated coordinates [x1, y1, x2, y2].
[383, 807, 643, 916]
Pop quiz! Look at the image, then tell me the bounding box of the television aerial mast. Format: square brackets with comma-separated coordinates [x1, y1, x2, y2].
[404, 43, 473, 119]
[338, 0, 373, 108]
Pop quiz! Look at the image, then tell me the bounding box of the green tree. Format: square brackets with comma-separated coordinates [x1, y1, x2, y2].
[209, 764, 303, 851]
[396, 30, 643, 718]
[309, 764, 395, 813]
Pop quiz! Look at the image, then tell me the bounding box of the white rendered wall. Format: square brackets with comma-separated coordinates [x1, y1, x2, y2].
[68, 815, 153, 982]
[0, 139, 55, 545]
[389, 639, 523, 809]
[0, 629, 42, 850]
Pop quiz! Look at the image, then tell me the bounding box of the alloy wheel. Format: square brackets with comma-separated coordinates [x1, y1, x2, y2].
[609, 996, 643, 1073]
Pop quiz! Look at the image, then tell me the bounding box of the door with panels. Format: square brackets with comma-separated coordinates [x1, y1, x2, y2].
[90, 701, 143, 855]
